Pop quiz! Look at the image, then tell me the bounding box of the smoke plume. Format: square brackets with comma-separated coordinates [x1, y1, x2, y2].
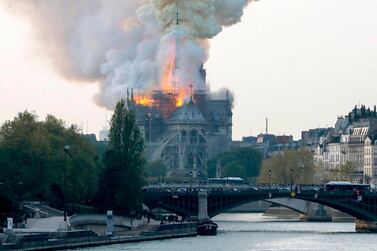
[4, 0, 253, 109]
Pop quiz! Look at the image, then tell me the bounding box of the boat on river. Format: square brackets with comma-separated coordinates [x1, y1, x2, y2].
[196, 219, 218, 236]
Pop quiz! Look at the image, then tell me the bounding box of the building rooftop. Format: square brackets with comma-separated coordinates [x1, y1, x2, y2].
[167, 99, 207, 125]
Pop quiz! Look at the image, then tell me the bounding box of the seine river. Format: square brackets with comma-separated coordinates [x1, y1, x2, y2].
[83, 213, 377, 251]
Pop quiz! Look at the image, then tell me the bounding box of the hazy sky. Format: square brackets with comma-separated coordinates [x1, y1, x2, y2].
[1, 0, 377, 140]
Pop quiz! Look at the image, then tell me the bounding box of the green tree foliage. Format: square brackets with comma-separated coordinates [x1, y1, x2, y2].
[223, 162, 247, 179]
[95, 100, 145, 215]
[207, 148, 263, 179]
[145, 160, 167, 178]
[0, 111, 101, 210]
[258, 149, 315, 184]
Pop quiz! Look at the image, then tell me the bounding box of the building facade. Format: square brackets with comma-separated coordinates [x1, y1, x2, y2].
[364, 136, 377, 184]
[313, 105, 377, 184]
[130, 89, 232, 177]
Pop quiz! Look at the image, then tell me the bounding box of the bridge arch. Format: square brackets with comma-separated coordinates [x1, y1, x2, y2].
[208, 192, 376, 222]
[298, 196, 374, 222]
[265, 198, 309, 215]
[143, 189, 377, 223]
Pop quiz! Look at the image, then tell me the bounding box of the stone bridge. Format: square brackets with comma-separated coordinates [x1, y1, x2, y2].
[143, 185, 377, 232]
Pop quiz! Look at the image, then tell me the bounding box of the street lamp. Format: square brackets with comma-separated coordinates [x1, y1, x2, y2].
[189, 171, 193, 191]
[198, 171, 201, 191]
[147, 113, 152, 143]
[290, 169, 293, 192]
[63, 145, 70, 222]
[268, 170, 272, 191]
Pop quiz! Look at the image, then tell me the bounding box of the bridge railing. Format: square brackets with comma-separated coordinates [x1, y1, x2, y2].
[143, 184, 377, 195]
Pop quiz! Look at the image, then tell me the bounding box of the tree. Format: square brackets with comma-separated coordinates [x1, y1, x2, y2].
[339, 162, 355, 181]
[95, 100, 145, 215]
[207, 148, 263, 180]
[258, 149, 315, 184]
[145, 160, 167, 179]
[313, 160, 326, 183]
[0, 111, 101, 212]
[223, 161, 247, 179]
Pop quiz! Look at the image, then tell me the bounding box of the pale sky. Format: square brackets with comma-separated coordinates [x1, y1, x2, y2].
[1, 0, 377, 140]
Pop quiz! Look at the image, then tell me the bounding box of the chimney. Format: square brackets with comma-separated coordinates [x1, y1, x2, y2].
[266, 118, 269, 135]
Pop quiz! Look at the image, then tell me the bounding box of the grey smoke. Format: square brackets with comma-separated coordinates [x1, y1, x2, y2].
[4, 0, 254, 109]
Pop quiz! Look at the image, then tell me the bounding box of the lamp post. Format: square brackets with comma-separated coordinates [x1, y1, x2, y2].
[290, 169, 293, 192]
[198, 171, 201, 191]
[189, 171, 193, 191]
[268, 170, 272, 191]
[147, 113, 152, 143]
[340, 150, 346, 182]
[63, 145, 70, 222]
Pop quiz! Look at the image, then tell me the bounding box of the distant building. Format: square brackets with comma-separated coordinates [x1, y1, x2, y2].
[301, 128, 334, 148]
[99, 127, 109, 141]
[82, 133, 97, 143]
[242, 136, 257, 144]
[364, 134, 377, 184]
[256, 134, 276, 145]
[233, 133, 298, 159]
[276, 135, 293, 144]
[313, 105, 377, 184]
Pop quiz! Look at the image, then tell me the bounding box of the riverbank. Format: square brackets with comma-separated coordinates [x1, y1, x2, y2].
[0, 223, 197, 251]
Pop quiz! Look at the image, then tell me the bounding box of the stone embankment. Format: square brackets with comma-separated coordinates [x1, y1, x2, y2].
[0, 223, 197, 251]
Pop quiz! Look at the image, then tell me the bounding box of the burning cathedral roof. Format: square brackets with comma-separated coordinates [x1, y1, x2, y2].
[168, 99, 207, 126]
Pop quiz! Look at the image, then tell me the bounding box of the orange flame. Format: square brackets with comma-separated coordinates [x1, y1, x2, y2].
[134, 91, 186, 108]
[175, 89, 185, 107]
[161, 53, 176, 91]
[159, 37, 188, 107]
[134, 34, 189, 109]
[134, 96, 154, 106]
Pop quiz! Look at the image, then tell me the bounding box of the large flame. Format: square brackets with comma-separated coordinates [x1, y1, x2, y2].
[161, 36, 176, 92]
[175, 89, 185, 107]
[134, 89, 186, 108]
[134, 96, 154, 106]
[134, 32, 189, 109]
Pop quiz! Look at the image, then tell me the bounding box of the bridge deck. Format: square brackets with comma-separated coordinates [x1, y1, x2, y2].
[143, 185, 377, 222]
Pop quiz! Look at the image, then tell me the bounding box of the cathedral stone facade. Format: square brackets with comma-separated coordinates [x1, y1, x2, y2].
[130, 89, 232, 177]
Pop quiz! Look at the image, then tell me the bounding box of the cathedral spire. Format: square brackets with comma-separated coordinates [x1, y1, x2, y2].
[189, 84, 194, 101]
[171, 0, 180, 93]
[176, 0, 180, 25]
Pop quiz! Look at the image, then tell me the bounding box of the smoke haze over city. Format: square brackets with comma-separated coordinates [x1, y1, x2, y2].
[2, 0, 252, 109]
[0, 0, 377, 139]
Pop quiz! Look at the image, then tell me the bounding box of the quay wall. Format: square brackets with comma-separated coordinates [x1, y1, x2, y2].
[0, 223, 197, 251]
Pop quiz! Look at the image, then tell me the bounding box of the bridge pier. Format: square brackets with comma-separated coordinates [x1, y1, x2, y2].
[198, 190, 209, 220]
[355, 220, 377, 232]
[197, 190, 218, 235]
[300, 203, 331, 222]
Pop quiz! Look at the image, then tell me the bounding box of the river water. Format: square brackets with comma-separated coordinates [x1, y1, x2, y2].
[83, 213, 377, 251]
